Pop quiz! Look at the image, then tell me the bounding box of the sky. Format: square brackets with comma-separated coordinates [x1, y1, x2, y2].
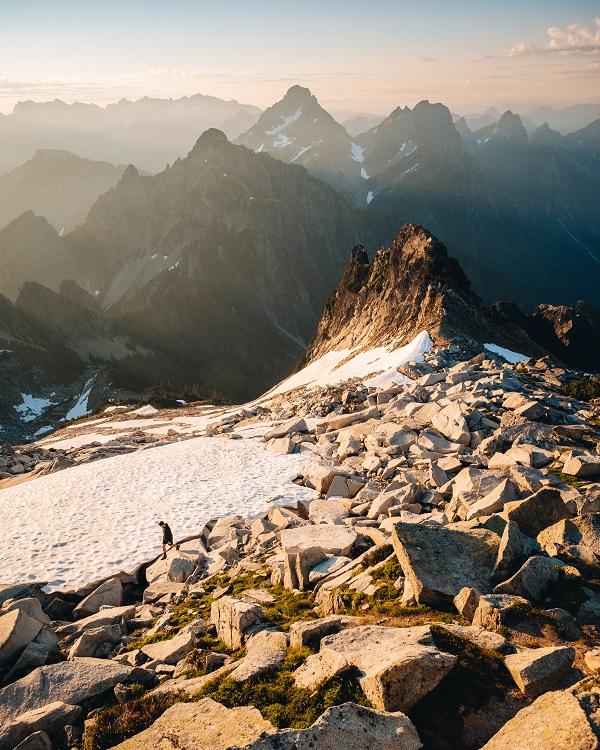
[0, 0, 599, 115]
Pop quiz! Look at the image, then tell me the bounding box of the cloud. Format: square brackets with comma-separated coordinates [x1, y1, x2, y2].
[510, 17, 600, 57]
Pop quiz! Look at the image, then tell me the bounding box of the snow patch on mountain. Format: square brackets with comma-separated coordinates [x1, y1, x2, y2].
[484, 343, 528, 364]
[350, 143, 365, 162]
[265, 108, 303, 135]
[14, 394, 57, 423]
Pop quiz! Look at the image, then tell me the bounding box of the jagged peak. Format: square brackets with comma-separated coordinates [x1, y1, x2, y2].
[380, 105, 411, 126]
[492, 111, 528, 143]
[118, 164, 141, 184]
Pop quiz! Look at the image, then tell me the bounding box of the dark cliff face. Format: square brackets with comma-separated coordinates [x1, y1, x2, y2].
[2, 130, 369, 403]
[305, 224, 546, 364]
[492, 300, 600, 372]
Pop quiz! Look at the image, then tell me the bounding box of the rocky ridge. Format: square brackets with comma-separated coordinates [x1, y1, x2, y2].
[1, 331, 600, 748]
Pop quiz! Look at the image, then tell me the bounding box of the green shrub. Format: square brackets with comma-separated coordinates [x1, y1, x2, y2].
[563, 377, 600, 403]
[193, 650, 370, 729]
[82, 693, 181, 750]
[262, 586, 319, 630]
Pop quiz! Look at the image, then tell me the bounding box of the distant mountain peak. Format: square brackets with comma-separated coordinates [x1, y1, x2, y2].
[283, 85, 315, 104]
[491, 111, 527, 144]
[118, 164, 141, 184]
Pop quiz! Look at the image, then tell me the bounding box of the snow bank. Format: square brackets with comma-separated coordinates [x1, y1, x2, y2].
[267, 330, 432, 397]
[0, 435, 315, 592]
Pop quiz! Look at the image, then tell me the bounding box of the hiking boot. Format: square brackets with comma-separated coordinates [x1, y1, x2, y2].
[161, 553, 167, 560]
[176, 544, 180, 550]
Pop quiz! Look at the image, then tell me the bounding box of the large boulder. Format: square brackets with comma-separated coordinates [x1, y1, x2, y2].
[481, 679, 600, 749]
[293, 625, 455, 712]
[466, 479, 518, 521]
[108, 698, 422, 750]
[0, 584, 47, 609]
[140, 623, 205, 665]
[563, 450, 600, 479]
[280, 526, 357, 591]
[302, 462, 347, 495]
[538, 514, 600, 557]
[247, 702, 423, 749]
[229, 645, 286, 682]
[0, 610, 43, 666]
[431, 402, 470, 445]
[289, 616, 356, 649]
[0, 701, 81, 750]
[491, 521, 542, 583]
[145, 539, 206, 585]
[493, 556, 568, 603]
[264, 417, 307, 440]
[210, 596, 265, 649]
[504, 646, 575, 698]
[0, 659, 132, 730]
[14, 731, 52, 750]
[2, 599, 51, 625]
[472, 594, 531, 630]
[73, 577, 123, 618]
[69, 624, 124, 659]
[392, 522, 500, 604]
[502, 488, 572, 539]
[107, 698, 274, 749]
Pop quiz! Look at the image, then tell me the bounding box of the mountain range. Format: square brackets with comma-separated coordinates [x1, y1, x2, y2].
[0, 93, 261, 174]
[1, 85, 599, 442]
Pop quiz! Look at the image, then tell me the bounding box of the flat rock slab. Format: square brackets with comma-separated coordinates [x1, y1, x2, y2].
[109, 698, 274, 749]
[141, 629, 195, 665]
[437, 623, 508, 653]
[293, 625, 455, 712]
[56, 605, 136, 638]
[14, 731, 52, 750]
[481, 679, 600, 749]
[392, 522, 500, 604]
[281, 525, 358, 591]
[0, 658, 132, 731]
[504, 646, 575, 698]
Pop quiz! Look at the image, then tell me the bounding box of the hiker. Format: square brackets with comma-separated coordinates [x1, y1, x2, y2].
[158, 520, 180, 559]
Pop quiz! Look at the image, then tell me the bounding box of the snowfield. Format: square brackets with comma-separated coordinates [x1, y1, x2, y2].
[1, 330, 433, 593]
[0, 435, 315, 592]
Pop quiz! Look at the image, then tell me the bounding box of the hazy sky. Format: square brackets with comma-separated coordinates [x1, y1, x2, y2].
[1, 0, 598, 115]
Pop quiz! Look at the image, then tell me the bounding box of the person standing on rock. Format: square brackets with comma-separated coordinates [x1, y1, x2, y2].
[158, 521, 180, 559]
